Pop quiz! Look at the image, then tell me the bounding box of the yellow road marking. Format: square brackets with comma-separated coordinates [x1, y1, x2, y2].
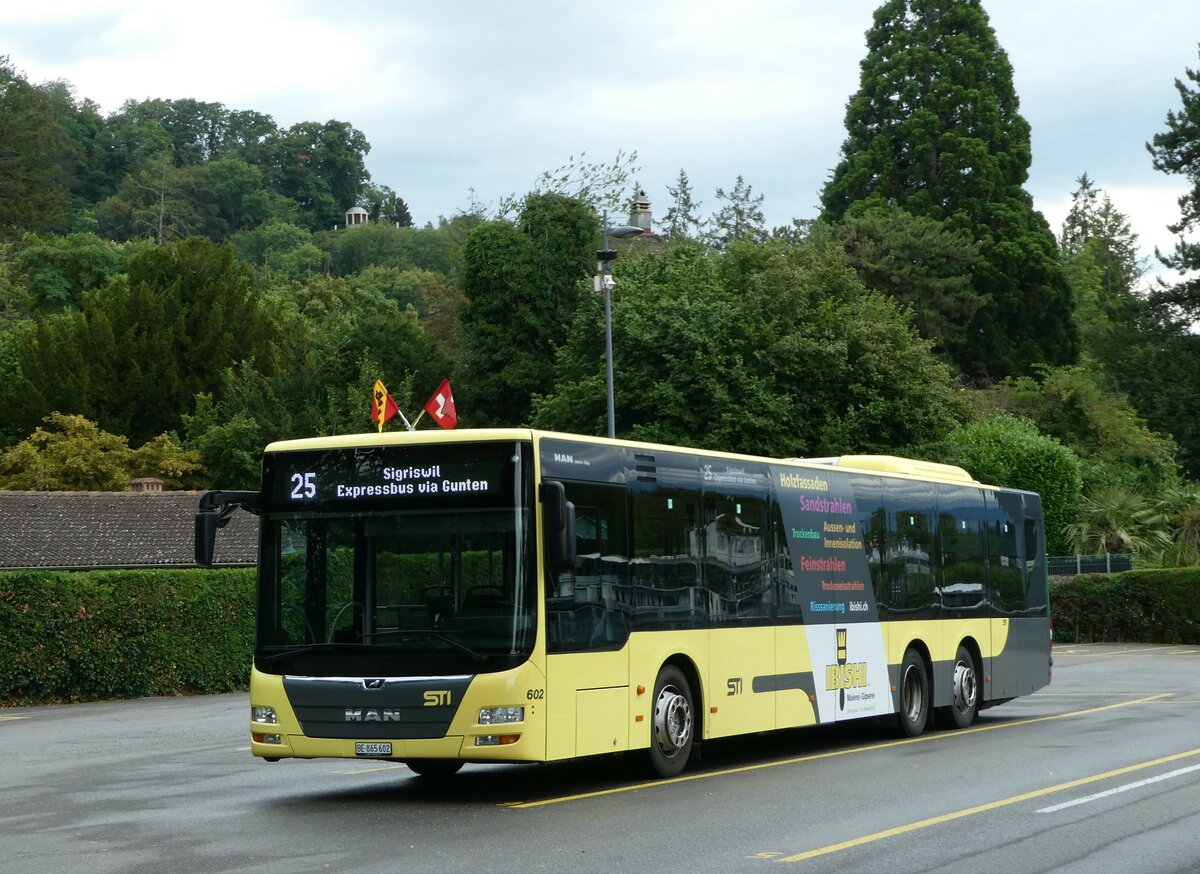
[502, 694, 1171, 809]
[777, 746, 1200, 862]
[0, 716, 29, 722]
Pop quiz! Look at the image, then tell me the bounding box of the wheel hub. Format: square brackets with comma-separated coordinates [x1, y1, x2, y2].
[654, 686, 692, 754]
[953, 660, 977, 713]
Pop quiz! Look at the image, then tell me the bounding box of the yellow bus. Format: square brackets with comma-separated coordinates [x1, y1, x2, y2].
[196, 428, 1051, 778]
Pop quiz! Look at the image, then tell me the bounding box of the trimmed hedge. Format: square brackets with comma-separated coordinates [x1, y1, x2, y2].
[0, 568, 255, 705]
[4, 565, 1195, 704]
[1050, 567, 1200, 645]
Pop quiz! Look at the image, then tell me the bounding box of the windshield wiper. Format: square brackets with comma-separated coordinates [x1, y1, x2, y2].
[262, 634, 488, 666]
[388, 630, 488, 664]
[260, 642, 374, 667]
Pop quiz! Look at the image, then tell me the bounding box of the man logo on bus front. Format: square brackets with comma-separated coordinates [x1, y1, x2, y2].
[363, 678, 386, 690]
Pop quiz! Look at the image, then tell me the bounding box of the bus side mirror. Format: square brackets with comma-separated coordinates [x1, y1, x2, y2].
[194, 490, 262, 567]
[195, 511, 221, 567]
[542, 481, 576, 572]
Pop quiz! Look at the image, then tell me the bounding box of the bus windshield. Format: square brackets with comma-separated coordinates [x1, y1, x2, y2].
[256, 441, 535, 675]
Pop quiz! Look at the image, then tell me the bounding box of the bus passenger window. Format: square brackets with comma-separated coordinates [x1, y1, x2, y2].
[547, 482, 631, 652]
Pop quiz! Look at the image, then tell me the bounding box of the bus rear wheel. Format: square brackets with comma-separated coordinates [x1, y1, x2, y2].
[897, 649, 929, 738]
[648, 665, 694, 778]
[405, 759, 463, 778]
[938, 645, 979, 730]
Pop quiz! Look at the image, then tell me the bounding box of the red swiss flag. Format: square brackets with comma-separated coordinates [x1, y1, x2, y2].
[423, 379, 457, 429]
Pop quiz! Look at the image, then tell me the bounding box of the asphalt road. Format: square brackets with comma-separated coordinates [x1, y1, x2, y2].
[3, 643, 1199, 874]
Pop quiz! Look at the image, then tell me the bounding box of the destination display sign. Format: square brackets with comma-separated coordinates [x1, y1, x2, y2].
[263, 443, 521, 511]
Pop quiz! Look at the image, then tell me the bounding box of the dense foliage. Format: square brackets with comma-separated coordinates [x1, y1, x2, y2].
[533, 238, 970, 455]
[1050, 568, 1200, 644]
[0, 568, 255, 705]
[924, 414, 1083, 555]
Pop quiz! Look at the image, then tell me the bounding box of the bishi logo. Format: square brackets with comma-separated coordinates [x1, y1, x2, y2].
[423, 690, 452, 707]
[827, 627, 867, 709]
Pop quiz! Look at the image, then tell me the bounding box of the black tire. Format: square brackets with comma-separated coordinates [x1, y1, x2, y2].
[897, 648, 929, 738]
[648, 665, 695, 778]
[938, 645, 979, 730]
[405, 759, 464, 778]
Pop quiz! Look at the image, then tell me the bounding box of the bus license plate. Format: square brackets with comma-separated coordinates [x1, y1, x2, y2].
[355, 742, 392, 757]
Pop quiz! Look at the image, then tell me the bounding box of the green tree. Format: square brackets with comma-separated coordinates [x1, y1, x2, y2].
[0, 57, 72, 234]
[1147, 44, 1200, 306]
[36, 79, 108, 211]
[362, 183, 414, 227]
[204, 158, 267, 235]
[809, 204, 984, 366]
[0, 412, 202, 491]
[709, 175, 766, 250]
[258, 120, 371, 231]
[534, 238, 969, 456]
[819, 0, 1076, 379]
[1, 238, 277, 444]
[661, 169, 704, 239]
[927, 414, 1082, 555]
[458, 194, 596, 425]
[10, 232, 125, 313]
[503, 150, 639, 218]
[95, 152, 212, 243]
[1059, 175, 1144, 371]
[183, 277, 449, 486]
[984, 366, 1179, 497]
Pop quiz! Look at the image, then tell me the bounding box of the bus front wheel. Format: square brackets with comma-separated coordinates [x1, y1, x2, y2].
[648, 665, 695, 778]
[897, 649, 929, 738]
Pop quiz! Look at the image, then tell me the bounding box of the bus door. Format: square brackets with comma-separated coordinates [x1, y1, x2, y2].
[702, 460, 774, 737]
[544, 480, 632, 760]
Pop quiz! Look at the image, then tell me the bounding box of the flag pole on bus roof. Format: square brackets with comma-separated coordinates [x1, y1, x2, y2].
[371, 379, 413, 432]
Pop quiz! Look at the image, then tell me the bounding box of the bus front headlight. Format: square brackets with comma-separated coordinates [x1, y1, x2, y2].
[478, 706, 524, 725]
[251, 705, 278, 724]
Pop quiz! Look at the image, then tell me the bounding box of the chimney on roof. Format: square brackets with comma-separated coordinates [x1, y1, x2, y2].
[630, 187, 652, 232]
[130, 477, 164, 493]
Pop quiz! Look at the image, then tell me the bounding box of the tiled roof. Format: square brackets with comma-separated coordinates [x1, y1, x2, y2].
[0, 490, 258, 570]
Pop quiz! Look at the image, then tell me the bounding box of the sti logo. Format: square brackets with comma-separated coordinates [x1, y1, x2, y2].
[423, 690, 452, 707]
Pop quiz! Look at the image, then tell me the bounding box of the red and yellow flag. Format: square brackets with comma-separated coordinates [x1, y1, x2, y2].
[423, 379, 457, 430]
[371, 379, 400, 433]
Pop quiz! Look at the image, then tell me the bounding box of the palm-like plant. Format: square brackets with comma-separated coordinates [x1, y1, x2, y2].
[1154, 485, 1200, 567]
[1063, 486, 1169, 557]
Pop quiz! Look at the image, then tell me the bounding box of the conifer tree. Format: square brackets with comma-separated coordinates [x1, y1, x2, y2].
[820, 0, 1076, 379]
[1147, 44, 1200, 314]
[661, 169, 704, 240]
[709, 175, 766, 251]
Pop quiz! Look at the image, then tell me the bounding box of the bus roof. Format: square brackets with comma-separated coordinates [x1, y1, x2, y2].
[262, 429, 986, 489]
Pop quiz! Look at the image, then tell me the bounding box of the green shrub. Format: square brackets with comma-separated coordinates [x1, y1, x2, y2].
[927, 414, 1083, 555]
[0, 568, 255, 705]
[1051, 567, 1200, 644]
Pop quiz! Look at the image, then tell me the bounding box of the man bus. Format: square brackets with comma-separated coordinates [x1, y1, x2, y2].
[196, 428, 1051, 778]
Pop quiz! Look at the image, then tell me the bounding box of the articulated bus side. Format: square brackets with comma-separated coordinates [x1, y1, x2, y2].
[196, 428, 1050, 779]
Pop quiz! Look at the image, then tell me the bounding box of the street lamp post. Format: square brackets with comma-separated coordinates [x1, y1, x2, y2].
[596, 210, 644, 439]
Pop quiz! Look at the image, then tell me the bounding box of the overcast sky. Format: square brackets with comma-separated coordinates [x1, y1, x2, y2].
[4, 1, 1198, 279]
